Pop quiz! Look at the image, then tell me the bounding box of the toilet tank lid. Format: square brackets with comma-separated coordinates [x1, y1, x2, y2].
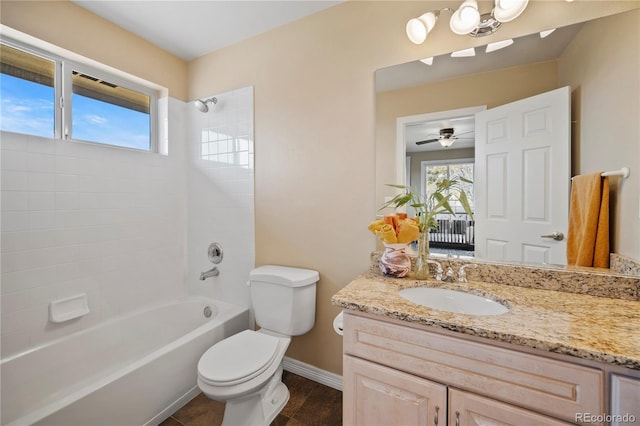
[250, 265, 319, 287]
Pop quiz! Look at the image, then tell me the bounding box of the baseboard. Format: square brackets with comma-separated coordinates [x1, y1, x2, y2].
[146, 385, 200, 426]
[283, 356, 343, 391]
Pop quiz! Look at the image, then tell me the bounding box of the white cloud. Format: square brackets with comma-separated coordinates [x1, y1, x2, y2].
[85, 114, 108, 124]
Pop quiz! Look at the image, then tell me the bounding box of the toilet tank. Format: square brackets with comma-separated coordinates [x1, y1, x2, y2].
[249, 265, 319, 336]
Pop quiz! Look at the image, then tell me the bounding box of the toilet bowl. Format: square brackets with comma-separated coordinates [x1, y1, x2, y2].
[197, 265, 319, 426]
[197, 329, 290, 425]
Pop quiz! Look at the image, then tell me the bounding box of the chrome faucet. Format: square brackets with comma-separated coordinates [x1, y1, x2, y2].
[457, 263, 478, 283]
[199, 266, 219, 280]
[425, 259, 444, 281]
[443, 267, 456, 282]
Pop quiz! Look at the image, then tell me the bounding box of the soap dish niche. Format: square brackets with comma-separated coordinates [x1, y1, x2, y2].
[49, 293, 90, 323]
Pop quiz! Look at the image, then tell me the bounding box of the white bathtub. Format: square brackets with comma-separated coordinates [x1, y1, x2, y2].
[1, 297, 249, 426]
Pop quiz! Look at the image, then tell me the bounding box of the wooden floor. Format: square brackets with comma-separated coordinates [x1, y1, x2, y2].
[160, 371, 342, 426]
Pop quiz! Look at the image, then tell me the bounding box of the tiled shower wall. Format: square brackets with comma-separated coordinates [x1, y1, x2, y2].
[0, 98, 188, 357]
[187, 86, 255, 308]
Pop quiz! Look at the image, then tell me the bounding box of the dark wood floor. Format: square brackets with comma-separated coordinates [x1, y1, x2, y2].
[160, 371, 342, 426]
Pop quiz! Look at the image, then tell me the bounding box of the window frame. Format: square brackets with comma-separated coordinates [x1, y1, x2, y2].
[1, 36, 159, 153]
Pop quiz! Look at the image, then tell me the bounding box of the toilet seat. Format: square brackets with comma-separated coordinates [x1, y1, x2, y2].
[198, 330, 280, 387]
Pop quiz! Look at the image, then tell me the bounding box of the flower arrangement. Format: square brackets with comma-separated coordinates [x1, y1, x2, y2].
[367, 212, 420, 245]
[368, 178, 474, 278]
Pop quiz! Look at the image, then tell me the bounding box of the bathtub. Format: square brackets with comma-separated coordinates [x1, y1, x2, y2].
[1, 297, 249, 426]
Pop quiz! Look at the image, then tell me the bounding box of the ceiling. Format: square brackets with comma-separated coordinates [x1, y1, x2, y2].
[71, 1, 342, 61]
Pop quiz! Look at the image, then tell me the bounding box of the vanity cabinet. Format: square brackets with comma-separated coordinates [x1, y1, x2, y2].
[343, 312, 605, 425]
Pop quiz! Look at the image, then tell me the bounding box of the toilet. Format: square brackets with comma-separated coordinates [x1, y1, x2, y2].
[197, 265, 319, 426]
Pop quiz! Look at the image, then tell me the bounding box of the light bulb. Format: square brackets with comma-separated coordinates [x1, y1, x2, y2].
[493, 0, 529, 22]
[406, 12, 437, 44]
[406, 18, 427, 44]
[450, 0, 481, 35]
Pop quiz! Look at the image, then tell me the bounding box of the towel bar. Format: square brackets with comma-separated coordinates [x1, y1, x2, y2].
[571, 167, 629, 180]
[601, 167, 630, 178]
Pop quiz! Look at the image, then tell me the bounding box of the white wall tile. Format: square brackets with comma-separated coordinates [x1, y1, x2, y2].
[1, 191, 29, 211]
[1, 150, 28, 171]
[29, 210, 56, 230]
[0, 131, 29, 151]
[187, 86, 255, 308]
[1, 211, 30, 232]
[1, 171, 28, 191]
[28, 172, 56, 191]
[0, 98, 188, 356]
[54, 174, 78, 192]
[28, 152, 56, 173]
[29, 192, 55, 210]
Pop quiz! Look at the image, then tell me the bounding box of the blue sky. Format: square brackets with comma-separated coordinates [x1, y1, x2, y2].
[1, 74, 150, 150]
[0, 74, 55, 138]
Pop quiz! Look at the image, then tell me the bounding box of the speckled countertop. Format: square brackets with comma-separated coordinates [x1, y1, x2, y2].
[332, 269, 640, 370]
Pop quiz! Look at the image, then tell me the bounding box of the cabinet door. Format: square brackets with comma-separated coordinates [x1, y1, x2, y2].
[610, 374, 640, 426]
[449, 388, 573, 426]
[343, 355, 446, 426]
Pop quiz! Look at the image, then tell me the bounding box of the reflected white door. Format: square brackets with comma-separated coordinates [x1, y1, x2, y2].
[474, 87, 570, 265]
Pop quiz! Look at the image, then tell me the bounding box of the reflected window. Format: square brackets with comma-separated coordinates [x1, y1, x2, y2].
[423, 159, 474, 214]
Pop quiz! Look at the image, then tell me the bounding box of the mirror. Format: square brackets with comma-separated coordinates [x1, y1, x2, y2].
[375, 9, 639, 271]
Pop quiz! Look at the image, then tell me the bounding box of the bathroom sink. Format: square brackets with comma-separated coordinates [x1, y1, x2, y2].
[398, 287, 509, 316]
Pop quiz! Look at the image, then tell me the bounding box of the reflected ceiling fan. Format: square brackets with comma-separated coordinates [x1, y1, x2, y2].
[415, 127, 474, 148]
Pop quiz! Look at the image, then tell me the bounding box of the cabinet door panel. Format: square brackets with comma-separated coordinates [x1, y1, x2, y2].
[610, 374, 640, 426]
[343, 355, 446, 426]
[449, 388, 573, 426]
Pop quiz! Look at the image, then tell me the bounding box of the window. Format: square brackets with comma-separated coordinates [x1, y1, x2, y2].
[0, 43, 56, 138]
[422, 159, 475, 214]
[1, 39, 157, 151]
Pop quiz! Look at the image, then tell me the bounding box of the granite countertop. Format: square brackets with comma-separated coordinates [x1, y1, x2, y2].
[331, 269, 640, 370]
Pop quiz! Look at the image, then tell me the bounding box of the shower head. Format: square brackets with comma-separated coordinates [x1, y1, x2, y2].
[194, 97, 217, 113]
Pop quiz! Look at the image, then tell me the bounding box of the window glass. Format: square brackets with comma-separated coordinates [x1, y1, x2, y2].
[71, 70, 151, 150]
[425, 162, 475, 213]
[0, 43, 55, 138]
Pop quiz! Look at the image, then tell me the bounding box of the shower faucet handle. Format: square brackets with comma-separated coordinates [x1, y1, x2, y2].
[208, 242, 223, 264]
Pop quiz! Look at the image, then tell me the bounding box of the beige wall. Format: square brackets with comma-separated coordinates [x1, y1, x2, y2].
[188, 1, 638, 374]
[377, 60, 558, 210]
[0, 0, 188, 100]
[558, 9, 640, 259]
[2, 0, 637, 375]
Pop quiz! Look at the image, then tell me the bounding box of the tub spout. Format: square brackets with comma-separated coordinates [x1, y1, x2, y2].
[199, 267, 219, 280]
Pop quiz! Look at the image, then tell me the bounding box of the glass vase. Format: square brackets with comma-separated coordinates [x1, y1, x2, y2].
[379, 243, 411, 278]
[414, 231, 432, 280]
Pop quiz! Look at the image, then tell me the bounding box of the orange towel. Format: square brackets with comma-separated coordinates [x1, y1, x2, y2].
[567, 173, 610, 268]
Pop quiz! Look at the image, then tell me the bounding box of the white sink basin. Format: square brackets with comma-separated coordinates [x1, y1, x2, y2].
[398, 287, 509, 316]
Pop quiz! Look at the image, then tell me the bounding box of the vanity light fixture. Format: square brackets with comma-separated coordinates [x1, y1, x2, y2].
[406, 0, 529, 44]
[419, 57, 434, 65]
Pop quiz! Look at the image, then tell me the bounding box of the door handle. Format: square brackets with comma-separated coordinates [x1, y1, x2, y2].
[541, 231, 564, 241]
